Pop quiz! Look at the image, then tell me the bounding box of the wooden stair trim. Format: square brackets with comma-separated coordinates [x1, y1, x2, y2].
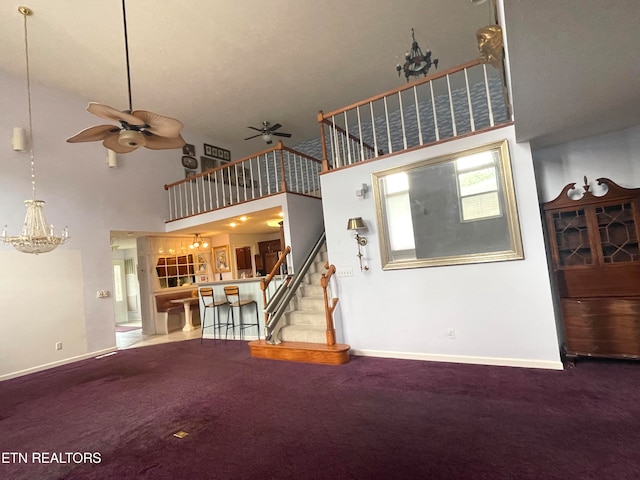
[248, 340, 350, 365]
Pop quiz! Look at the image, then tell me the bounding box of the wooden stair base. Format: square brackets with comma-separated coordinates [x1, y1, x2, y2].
[248, 340, 350, 365]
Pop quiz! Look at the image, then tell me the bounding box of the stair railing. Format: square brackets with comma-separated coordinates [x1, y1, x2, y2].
[321, 263, 339, 346]
[264, 231, 326, 344]
[164, 142, 322, 222]
[318, 58, 512, 172]
[260, 245, 291, 335]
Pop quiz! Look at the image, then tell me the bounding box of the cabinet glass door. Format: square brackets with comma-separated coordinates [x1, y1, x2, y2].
[552, 209, 593, 267]
[596, 202, 639, 263]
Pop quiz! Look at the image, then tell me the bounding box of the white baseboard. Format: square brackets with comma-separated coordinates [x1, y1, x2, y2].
[0, 347, 119, 382]
[350, 348, 564, 370]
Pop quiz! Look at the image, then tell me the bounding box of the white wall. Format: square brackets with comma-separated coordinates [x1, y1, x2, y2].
[0, 70, 215, 379]
[533, 124, 640, 202]
[283, 194, 324, 271]
[320, 125, 562, 369]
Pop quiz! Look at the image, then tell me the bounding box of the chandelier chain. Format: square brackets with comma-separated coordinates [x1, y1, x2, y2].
[22, 9, 37, 199]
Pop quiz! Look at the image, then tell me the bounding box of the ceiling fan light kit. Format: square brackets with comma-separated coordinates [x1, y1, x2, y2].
[118, 129, 146, 148]
[66, 0, 184, 154]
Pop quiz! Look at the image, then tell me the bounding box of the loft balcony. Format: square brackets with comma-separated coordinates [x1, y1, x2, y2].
[164, 58, 511, 221]
[164, 143, 322, 222]
[317, 58, 512, 172]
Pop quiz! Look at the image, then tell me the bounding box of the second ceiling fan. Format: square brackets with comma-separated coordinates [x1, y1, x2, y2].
[244, 121, 292, 144]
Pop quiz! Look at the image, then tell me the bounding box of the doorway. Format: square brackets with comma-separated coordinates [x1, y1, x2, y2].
[111, 238, 143, 347]
[112, 259, 128, 325]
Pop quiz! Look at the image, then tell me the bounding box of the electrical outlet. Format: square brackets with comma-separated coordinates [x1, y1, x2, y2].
[55, 342, 62, 351]
[336, 267, 353, 277]
[97, 290, 110, 298]
[447, 328, 456, 339]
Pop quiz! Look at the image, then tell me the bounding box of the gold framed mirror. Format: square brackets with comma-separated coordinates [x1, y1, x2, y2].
[372, 139, 523, 269]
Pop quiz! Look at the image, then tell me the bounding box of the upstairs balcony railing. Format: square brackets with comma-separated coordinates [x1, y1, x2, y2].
[318, 58, 512, 172]
[164, 142, 322, 222]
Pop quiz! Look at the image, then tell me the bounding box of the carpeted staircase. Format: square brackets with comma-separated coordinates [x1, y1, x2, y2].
[279, 244, 329, 343]
[249, 242, 350, 365]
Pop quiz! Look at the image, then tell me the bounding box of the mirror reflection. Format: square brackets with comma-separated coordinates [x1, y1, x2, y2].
[373, 140, 523, 269]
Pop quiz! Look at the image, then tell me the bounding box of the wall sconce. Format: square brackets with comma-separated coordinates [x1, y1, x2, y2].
[12, 127, 27, 152]
[355, 183, 369, 198]
[347, 217, 369, 271]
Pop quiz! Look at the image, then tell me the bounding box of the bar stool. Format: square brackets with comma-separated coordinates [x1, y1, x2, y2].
[199, 287, 229, 343]
[224, 285, 259, 340]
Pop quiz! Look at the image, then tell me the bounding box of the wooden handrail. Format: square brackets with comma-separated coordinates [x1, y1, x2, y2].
[318, 59, 483, 120]
[164, 141, 323, 190]
[316, 116, 380, 155]
[280, 144, 323, 164]
[260, 245, 291, 337]
[164, 143, 280, 190]
[320, 264, 338, 346]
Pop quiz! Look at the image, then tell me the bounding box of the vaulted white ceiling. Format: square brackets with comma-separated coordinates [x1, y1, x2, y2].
[504, 0, 640, 148]
[1, 1, 637, 160]
[0, 0, 640, 159]
[0, 0, 487, 160]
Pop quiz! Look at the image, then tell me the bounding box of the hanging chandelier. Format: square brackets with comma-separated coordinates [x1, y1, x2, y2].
[1, 6, 69, 255]
[189, 233, 208, 250]
[396, 28, 438, 82]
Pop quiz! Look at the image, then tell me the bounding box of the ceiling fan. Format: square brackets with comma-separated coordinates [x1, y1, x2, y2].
[244, 121, 292, 144]
[66, 0, 185, 154]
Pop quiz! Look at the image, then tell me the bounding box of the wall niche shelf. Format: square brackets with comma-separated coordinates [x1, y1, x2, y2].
[543, 177, 640, 365]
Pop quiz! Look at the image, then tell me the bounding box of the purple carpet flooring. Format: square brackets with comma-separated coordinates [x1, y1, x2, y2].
[1, 340, 640, 479]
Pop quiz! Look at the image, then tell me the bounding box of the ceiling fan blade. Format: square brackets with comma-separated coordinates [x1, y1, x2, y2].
[66, 125, 120, 143]
[87, 102, 142, 126]
[144, 133, 186, 150]
[269, 123, 282, 132]
[244, 134, 262, 140]
[131, 110, 184, 138]
[248, 126, 263, 132]
[272, 132, 292, 138]
[102, 134, 138, 153]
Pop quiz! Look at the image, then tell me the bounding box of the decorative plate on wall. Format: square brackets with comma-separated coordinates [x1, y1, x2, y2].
[181, 156, 198, 169]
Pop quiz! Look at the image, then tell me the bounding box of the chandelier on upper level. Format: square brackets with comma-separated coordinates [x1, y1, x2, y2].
[396, 28, 438, 82]
[2, 6, 69, 255]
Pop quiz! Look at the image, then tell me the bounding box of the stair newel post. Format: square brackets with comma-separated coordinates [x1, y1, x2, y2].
[277, 141, 287, 192]
[321, 265, 338, 346]
[318, 111, 329, 172]
[260, 278, 268, 340]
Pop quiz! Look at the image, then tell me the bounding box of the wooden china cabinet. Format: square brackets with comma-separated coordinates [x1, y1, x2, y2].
[543, 177, 640, 363]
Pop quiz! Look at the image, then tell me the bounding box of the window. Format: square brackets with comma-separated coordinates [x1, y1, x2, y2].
[156, 254, 196, 288]
[456, 150, 501, 222]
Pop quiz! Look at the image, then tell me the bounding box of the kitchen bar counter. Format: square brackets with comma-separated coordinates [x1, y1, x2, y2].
[197, 276, 286, 340]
